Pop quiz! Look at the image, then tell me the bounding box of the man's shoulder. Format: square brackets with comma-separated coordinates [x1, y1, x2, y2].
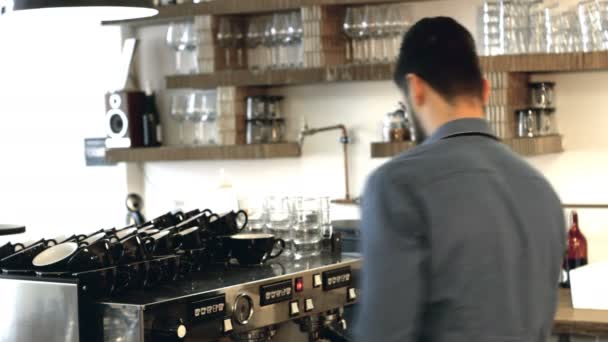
[369, 142, 447, 186]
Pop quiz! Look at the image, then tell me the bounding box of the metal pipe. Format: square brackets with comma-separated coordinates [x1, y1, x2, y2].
[299, 124, 351, 201]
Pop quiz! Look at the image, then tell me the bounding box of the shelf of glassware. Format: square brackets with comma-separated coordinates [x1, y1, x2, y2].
[370, 135, 563, 158]
[167, 63, 395, 88]
[104, 143, 302, 162]
[101, 0, 418, 26]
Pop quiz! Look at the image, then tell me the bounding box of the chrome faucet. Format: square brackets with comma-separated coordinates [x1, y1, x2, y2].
[298, 123, 353, 203]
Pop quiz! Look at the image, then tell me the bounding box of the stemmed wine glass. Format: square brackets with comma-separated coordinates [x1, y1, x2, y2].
[232, 20, 245, 68]
[344, 7, 357, 63]
[166, 22, 187, 74]
[352, 6, 370, 63]
[166, 22, 199, 74]
[187, 92, 205, 145]
[263, 15, 277, 69]
[246, 17, 264, 71]
[182, 22, 200, 73]
[170, 94, 189, 145]
[217, 17, 234, 68]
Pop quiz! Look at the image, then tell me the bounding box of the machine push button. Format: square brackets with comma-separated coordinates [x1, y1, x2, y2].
[305, 298, 314, 312]
[313, 274, 322, 288]
[347, 287, 357, 302]
[223, 318, 234, 333]
[290, 300, 300, 316]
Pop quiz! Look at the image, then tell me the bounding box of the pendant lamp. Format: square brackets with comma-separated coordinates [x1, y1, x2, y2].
[1, 0, 158, 21]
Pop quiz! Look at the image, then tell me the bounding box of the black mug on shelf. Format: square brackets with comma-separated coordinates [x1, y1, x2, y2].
[229, 234, 285, 266]
[209, 210, 248, 236]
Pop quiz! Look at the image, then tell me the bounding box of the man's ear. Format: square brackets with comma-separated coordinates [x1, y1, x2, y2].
[482, 78, 491, 106]
[406, 74, 426, 108]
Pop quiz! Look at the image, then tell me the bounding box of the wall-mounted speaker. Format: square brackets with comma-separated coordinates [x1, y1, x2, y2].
[105, 91, 146, 149]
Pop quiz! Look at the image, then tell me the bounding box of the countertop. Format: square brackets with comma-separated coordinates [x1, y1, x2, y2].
[555, 289, 608, 336]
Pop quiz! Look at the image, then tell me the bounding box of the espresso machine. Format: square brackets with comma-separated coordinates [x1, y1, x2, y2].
[0, 210, 360, 342]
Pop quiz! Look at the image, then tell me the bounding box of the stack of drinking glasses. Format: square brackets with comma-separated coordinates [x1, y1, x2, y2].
[239, 196, 333, 259]
[166, 21, 200, 74]
[245, 12, 304, 71]
[169, 90, 218, 146]
[481, 0, 608, 55]
[343, 4, 413, 64]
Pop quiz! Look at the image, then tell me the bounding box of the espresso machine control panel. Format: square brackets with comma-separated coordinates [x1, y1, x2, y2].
[88, 254, 360, 341]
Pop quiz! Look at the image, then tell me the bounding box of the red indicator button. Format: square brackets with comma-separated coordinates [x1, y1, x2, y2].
[295, 277, 304, 292]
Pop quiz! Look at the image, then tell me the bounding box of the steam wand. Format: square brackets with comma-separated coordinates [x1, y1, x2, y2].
[299, 123, 354, 204]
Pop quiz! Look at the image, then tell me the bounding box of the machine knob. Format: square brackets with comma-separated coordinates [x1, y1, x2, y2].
[233, 294, 254, 325]
[150, 319, 188, 341]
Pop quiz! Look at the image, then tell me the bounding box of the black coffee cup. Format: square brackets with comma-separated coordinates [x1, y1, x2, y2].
[147, 230, 180, 256]
[74, 266, 117, 297]
[175, 226, 204, 250]
[208, 210, 248, 236]
[209, 236, 232, 263]
[119, 234, 153, 263]
[0, 242, 25, 260]
[229, 234, 285, 265]
[32, 241, 104, 272]
[80, 232, 120, 267]
[120, 260, 150, 290]
[184, 208, 213, 220]
[1, 238, 57, 270]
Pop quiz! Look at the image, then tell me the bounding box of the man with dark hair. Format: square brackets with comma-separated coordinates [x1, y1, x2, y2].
[356, 17, 564, 342]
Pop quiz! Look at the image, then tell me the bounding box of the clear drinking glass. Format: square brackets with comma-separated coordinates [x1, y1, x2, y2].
[292, 197, 323, 258]
[170, 94, 189, 145]
[483, 1, 502, 55]
[291, 11, 304, 67]
[266, 196, 293, 255]
[320, 197, 332, 239]
[239, 197, 267, 233]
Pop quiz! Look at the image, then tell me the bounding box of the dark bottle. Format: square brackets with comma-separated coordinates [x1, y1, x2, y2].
[561, 210, 588, 288]
[142, 93, 162, 147]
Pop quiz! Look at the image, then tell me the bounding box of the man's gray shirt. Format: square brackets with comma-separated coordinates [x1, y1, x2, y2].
[356, 118, 565, 342]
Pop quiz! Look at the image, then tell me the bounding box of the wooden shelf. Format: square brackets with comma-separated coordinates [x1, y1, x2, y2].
[105, 143, 301, 162]
[370, 135, 563, 158]
[166, 52, 608, 89]
[503, 135, 563, 156]
[371, 141, 416, 158]
[102, 0, 418, 26]
[479, 51, 608, 73]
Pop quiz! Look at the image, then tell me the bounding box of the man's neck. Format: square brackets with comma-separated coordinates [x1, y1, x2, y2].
[425, 97, 485, 135]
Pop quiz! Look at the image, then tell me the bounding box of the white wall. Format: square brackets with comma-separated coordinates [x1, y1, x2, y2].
[0, 1, 606, 264]
[0, 17, 129, 244]
[133, 1, 608, 263]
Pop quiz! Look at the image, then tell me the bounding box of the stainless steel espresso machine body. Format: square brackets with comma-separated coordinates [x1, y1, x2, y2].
[0, 254, 361, 342]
